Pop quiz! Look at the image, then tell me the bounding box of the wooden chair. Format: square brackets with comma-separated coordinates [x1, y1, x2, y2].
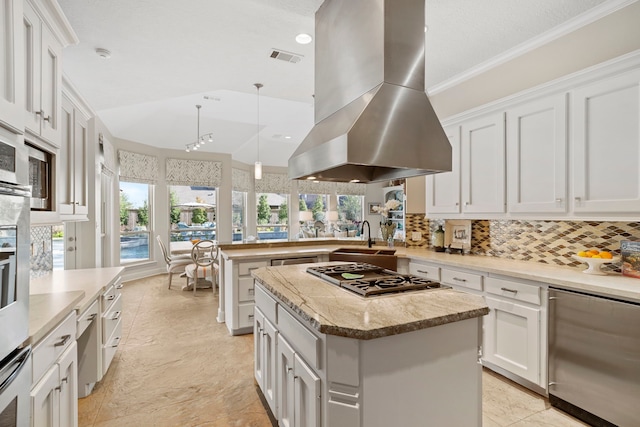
[184, 240, 219, 295]
[156, 235, 192, 289]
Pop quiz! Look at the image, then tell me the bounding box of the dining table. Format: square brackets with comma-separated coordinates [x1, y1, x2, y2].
[170, 240, 196, 256]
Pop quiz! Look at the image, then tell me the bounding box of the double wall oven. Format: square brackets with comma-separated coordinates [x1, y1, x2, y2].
[0, 130, 32, 426]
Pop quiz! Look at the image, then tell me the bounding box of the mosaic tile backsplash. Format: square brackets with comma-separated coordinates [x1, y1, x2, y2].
[405, 216, 640, 273]
[30, 226, 53, 278]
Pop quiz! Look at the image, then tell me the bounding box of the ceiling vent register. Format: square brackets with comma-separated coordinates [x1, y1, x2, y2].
[270, 49, 303, 63]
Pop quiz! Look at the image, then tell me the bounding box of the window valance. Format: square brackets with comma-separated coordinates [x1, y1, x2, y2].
[254, 173, 292, 194]
[165, 158, 222, 187]
[232, 168, 251, 192]
[336, 182, 366, 196]
[118, 150, 158, 184]
[298, 180, 335, 195]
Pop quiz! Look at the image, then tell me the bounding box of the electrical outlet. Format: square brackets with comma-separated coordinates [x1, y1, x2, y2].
[411, 232, 421, 241]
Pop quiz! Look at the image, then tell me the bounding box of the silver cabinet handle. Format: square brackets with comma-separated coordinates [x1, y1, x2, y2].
[248, 288, 255, 295]
[417, 270, 430, 274]
[61, 377, 68, 384]
[116, 283, 124, 289]
[111, 337, 121, 348]
[111, 311, 121, 321]
[574, 197, 581, 202]
[555, 198, 562, 203]
[453, 277, 467, 282]
[549, 382, 557, 387]
[35, 110, 50, 122]
[464, 202, 469, 206]
[54, 334, 71, 347]
[106, 295, 115, 301]
[501, 287, 518, 294]
[87, 313, 97, 322]
[248, 314, 255, 319]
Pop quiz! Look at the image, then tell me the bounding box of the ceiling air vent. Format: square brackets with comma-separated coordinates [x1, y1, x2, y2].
[270, 49, 303, 63]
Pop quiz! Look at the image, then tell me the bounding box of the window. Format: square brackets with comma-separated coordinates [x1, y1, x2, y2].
[256, 193, 289, 240]
[232, 190, 246, 242]
[169, 185, 217, 242]
[337, 194, 364, 236]
[52, 225, 64, 270]
[120, 181, 152, 263]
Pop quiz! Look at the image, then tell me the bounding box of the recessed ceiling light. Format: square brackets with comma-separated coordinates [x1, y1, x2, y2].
[295, 33, 313, 45]
[284, 135, 292, 139]
[306, 176, 316, 180]
[95, 48, 111, 59]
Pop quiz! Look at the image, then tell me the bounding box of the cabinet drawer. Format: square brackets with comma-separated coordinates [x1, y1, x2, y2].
[440, 268, 483, 291]
[102, 294, 123, 341]
[238, 303, 256, 329]
[409, 262, 440, 281]
[76, 299, 99, 339]
[32, 311, 76, 384]
[255, 285, 277, 324]
[102, 319, 122, 376]
[101, 285, 117, 312]
[239, 277, 256, 303]
[239, 260, 269, 276]
[485, 277, 541, 305]
[277, 306, 320, 370]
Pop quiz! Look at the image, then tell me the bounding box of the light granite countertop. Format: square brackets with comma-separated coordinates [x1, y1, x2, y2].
[28, 291, 85, 345]
[252, 263, 489, 340]
[28, 267, 125, 345]
[221, 241, 640, 303]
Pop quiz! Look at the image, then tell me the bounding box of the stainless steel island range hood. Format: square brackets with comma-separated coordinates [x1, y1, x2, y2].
[289, 0, 452, 183]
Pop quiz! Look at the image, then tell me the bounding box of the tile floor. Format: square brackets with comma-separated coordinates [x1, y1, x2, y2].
[78, 274, 589, 427]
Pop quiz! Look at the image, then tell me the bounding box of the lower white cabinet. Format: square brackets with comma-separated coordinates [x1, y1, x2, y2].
[31, 312, 78, 427]
[254, 308, 277, 415]
[277, 334, 321, 427]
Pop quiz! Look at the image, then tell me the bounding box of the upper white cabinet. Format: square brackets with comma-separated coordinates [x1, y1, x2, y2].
[506, 94, 568, 213]
[59, 93, 88, 218]
[23, 0, 62, 146]
[427, 125, 461, 214]
[572, 69, 640, 214]
[460, 112, 506, 214]
[0, 0, 24, 133]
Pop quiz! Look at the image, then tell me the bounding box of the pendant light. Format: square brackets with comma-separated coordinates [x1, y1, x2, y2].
[185, 105, 214, 152]
[254, 83, 263, 180]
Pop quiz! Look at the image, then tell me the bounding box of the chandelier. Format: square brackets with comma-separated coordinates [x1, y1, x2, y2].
[185, 105, 213, 152]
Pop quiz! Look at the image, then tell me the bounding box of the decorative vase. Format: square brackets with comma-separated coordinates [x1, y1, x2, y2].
[380, 222, 397, 245]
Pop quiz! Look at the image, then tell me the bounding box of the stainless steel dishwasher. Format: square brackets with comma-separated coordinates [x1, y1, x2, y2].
[548, 287, 640, 427]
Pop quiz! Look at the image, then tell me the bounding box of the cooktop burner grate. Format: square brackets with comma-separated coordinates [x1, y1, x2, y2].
[307, 263, 445, 297]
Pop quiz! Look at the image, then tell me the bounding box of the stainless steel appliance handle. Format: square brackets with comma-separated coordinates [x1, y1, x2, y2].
[0, 346, 31, 394]
[0, 182, 31, 198]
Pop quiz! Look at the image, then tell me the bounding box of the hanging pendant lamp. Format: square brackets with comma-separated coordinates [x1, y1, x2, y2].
[254, 83, 263, 180]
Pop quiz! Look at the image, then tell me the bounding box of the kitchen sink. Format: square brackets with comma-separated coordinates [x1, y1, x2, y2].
[329, 247, 398, 271]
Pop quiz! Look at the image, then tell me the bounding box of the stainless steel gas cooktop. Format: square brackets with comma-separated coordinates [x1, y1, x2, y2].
[306, 263, 445, 297]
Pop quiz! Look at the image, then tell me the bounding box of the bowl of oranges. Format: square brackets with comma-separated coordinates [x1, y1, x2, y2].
[572, 249, 620, 275]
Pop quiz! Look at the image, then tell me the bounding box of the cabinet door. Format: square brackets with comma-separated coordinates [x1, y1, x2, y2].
[507, 94, 567, 213]
[38, 23, 61, 144]
[277, 334, 296, 427]
[0, 0, 24, 132]
[427, 125, 461, 214]
[294, 353, 321, 427]
[72, 110, 88, 215]
[461, 113, 506, 213]
[58, 96, 73, 215]
[572, 69, 640, 213]
[253, 308, 265, 389]
[30, 364, 60, 427]
[483, 296, 541, 385]
[57, 342, 78, 427]
[263, 318, 278, 415]
[23, 1, 41, 135]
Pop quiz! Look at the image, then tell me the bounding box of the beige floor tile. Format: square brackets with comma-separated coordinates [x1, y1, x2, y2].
[79, 274, 586, 427]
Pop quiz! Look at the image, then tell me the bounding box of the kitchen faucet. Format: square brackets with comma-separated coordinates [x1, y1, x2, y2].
[361, 220, 372, 248]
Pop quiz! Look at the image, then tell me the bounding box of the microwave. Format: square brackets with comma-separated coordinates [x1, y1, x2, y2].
[27, 144, 52, 210]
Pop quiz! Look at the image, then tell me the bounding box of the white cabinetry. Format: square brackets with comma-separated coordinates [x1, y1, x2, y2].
[483, 276, 546, 387]
[426, 125, 461, 214]
[225, 259, 268, 335]
[58, 93, 88, 218]
[101, 277, 123, 376]
[254, 307, 277, 415]
[22, 0, 63, 146]
[572, 68, 640, 213]
[30, 311, 78, 427]
[506, 94, 567, 213]
[0, 0, 24, 133]
[382, 185, 405, 240]
[460, 112, 506, 214]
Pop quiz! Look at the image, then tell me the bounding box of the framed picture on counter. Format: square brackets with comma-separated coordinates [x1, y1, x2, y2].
[368, 202, 381, 215]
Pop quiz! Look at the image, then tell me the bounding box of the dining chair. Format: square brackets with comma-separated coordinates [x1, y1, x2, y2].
[185, 239, 219, 295]
[156, 235, 193, 289]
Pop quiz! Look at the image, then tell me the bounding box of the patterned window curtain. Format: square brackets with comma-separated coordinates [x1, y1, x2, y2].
[298, 180, 335, 195]
[165, 159, 222, 187]
[254, 173, 292, 194]
[232, 168, 251, 192]
[336, 182, 366, 195]
[118, 150, 158, 184]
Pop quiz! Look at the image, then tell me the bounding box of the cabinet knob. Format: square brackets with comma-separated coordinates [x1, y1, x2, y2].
[464, 202, 469, 206]
[574, 197, 582, 202]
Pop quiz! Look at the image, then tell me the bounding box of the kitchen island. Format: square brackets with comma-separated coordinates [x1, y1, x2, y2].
[251, 263, 489, 427]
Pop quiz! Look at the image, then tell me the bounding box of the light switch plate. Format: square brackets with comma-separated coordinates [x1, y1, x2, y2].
[411, 232, 421, 241]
